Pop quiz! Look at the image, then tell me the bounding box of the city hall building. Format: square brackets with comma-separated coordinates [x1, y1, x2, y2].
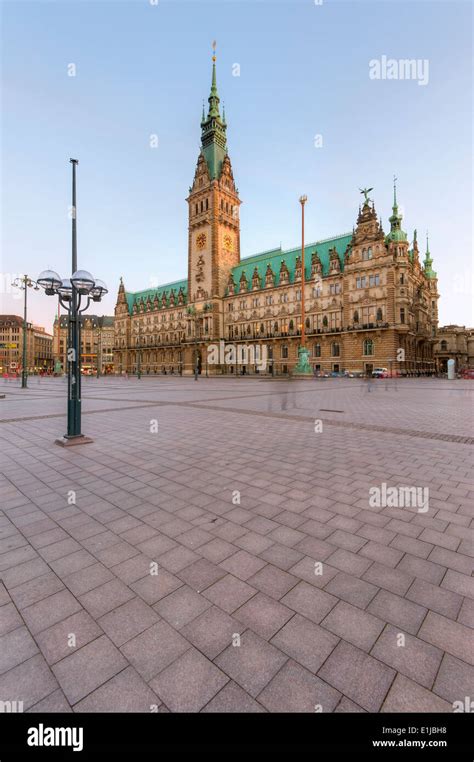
[114, 59, 439, 376]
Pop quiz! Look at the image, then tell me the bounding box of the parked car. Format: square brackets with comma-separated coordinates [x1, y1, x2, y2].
[372, 367, 389, 378]
[461, 368, 474, 379]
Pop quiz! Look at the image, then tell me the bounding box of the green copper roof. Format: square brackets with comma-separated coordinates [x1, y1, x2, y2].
[386, 178, 407, 243]
[423, 233, 437, 279]
[200, 61, 227, 179]
[229, 233, 353, 293]
[125, 279, 188, 314]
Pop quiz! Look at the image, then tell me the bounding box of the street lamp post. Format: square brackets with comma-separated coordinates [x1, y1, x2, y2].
[135, 321, 142, 379]
[37, 159, 108, 446]
[11, 275, 40, 388]
[294, 195, 312, 375]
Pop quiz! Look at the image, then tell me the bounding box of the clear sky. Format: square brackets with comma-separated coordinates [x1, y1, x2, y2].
[1, 0, 472, 331]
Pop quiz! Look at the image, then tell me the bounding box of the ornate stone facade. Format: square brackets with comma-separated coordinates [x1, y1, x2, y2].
[434, 325, 474, 372]
[114, 60, 439, 377]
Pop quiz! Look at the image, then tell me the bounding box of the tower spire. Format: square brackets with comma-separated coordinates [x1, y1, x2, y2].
[423, 230, 437, 278]
[388, 176, 407, 242]
[200, 41, 228, 179]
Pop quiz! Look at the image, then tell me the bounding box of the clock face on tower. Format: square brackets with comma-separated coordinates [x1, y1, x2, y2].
[223, 233, 233, 252]
[196, 233, 206, 250]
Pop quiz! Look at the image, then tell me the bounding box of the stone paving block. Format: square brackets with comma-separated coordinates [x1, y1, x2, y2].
[371, 624, 443, 689]
[63, 562, 114, 596]
[432, 653, 474, 706]
[0, 625, 39, 674]
[0, 582, 10, 606]
[50, 549, 97, 578]
[419, 527, 460, 551]
[368, 589, 427, 635]
[181, 605, 243, 660]
[295, 536, 336, 560]
[137, 535, 177, 557]
[0, 557, 50, 589]
[325, 572, 379, 609]
[121, 620, 189, 681]
[201, 680, 266, 712]
[220, 549, 267, 580]
[396, 553, 446, 585]
[215, 629, 288, 698]
[318, 640, 395, 712]
[326, 548, 372, 577]
[246, 564, 298, 600]
[27, 688, 72, 713]
[39, 538, 82, 563]
[321, 600, 385, 651]
[150, 647, 228, 712]
[362, 561, 414, 596]
[156, 545, 200, 574]
[154, 585, 211, 629]
[390, 534, 434, 559]
[441, 568, 474, 600]
[79, 579, 135, 618]
[9, 572, 64, 611]
[234, 592, 293, 640]
[202, 574, 257, 613]
[406, 577, 463, 619]
[381, 673, 452, 712]
[258, 543, 304, 572]
[258, 659, 340, 713]
[36, 610, 102, 664]
[326, 529, 367, 553]
[235, 531, 274, 554]
[130, 569, 183, 605]
[418, 611, 474, 665]
[428, 546, 473, 575]
[177, 527, 213, 550]
[0, 602, 23, 636]
[21, 590, 82, 635]
[177, 558, 227, 592]
[52, 635, 128, 704]
[74, 666, 160, 712]
[270, 613, 338, 672]
[98, 597, 159, 647]
[198, 538, 236, 564]
[359, 540, 404, 568]
[0, 653, 59, 710]
[334, 696, 366, 712]
[95, 541, 140, 568]
[287, 557, 339, 588]
[457, 597, 474, 628]
[280, 581, 338, 624]
[356, 524, 396, 546]
[112, 554, 155, 584]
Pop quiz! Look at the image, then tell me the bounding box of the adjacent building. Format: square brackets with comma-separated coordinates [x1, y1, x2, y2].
[114, 58, 440, 377]
[434, 326, 474, 372]
[0, 316, 53, 374]
[54, 314, 115, 373]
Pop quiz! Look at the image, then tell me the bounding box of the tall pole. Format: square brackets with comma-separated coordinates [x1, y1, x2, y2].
[22, 275, 28, 388]
[68, 158, 81, 438]
[300, 195, 307, 348]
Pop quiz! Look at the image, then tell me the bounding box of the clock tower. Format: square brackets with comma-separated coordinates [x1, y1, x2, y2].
[187, 50, 241, 309]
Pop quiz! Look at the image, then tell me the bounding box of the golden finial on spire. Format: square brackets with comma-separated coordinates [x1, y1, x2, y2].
[212, 40, 216, 62]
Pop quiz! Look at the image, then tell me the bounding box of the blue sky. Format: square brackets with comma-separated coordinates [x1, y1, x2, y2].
[1, 0, 472, 330]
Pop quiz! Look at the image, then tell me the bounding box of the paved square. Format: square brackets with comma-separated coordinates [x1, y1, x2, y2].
[0, 376, 472, 712]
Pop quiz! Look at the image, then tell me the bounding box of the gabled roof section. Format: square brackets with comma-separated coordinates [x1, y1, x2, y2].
[125, 279, 188, 314]
[229, 233, 353, 293]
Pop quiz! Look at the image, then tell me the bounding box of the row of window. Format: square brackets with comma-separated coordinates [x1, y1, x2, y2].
[278, 340, 375, 359]
[356, 274, 380, 289]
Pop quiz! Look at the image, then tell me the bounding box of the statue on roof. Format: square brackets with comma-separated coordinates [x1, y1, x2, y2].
[359, 187, 373, 205]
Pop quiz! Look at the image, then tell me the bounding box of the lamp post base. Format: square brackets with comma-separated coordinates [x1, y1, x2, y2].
[293, 346, 313, 377]
[55, 434, 94, 447]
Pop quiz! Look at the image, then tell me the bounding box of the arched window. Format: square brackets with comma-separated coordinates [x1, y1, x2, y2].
[368, 247, 372, 259]
[440, 340, 447, 351]
[400, 273, 405, 285]
[353, 310, 359, 323]
[363, 339, 374, 356]
[274, 322, 279, 333]
[289, 320, 294, 330]
[260, 323, 264, 334]
[305, 317, 310, 329]
[331, 342, 340, 357]
[376, 308, 383, 322]
[314, 343, 321, 357]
